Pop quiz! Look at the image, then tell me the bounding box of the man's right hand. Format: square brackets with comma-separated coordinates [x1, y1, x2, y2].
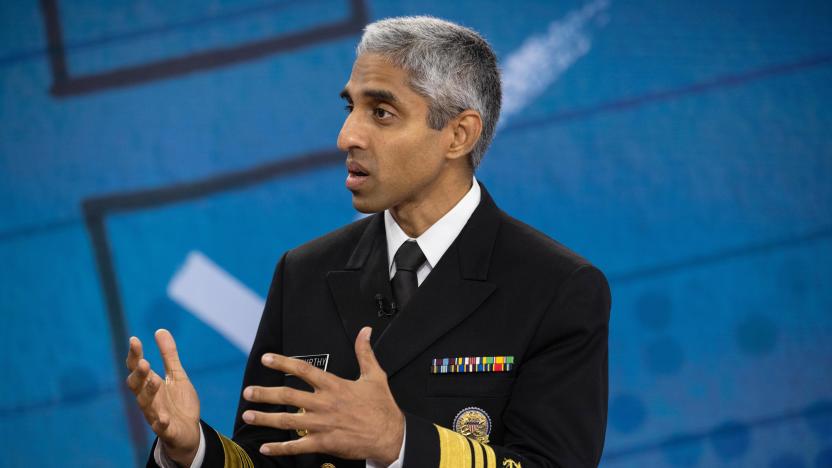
[126, 329, 201, 466]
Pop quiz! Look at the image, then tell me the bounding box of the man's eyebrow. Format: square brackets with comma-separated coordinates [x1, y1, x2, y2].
[362, 89, 398, 103]
[339, 88, 399, 103]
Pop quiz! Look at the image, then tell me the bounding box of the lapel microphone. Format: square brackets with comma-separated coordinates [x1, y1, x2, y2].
[374, 293, 398, 318]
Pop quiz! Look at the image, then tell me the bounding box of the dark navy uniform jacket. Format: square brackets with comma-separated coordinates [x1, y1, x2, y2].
[149, 183, 611, 468]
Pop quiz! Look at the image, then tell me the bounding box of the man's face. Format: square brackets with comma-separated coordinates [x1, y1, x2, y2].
[338, 54, 451, 213]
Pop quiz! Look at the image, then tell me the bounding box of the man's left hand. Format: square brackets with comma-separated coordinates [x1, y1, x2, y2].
[241, 326, 404, 464]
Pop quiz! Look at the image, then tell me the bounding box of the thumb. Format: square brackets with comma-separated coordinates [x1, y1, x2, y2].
[355, 327, 382, 378]
[155, 329, 188, 379]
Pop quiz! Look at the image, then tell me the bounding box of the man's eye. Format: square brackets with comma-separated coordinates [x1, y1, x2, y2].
[373, 108, 392, 119]
[343, 104, 353, 113]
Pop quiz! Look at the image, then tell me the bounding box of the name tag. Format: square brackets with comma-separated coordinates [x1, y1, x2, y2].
[288, 354, 330, 373]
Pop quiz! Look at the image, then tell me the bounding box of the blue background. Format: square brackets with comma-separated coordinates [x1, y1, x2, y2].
[1, 0, 831, 466]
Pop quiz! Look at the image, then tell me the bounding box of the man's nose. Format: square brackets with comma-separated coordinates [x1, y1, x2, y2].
[337, 112, 367, 152]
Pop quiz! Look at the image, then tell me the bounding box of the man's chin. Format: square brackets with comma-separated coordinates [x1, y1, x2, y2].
[353, 207, 382, 215]
[351, 194, 385, 214]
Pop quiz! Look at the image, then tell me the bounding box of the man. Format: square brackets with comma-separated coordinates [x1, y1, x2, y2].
[126, 16, 610, 468]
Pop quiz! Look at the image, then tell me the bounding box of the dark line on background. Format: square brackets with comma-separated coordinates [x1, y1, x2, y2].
[85, 212, 147, 466]
[83, 148, 343, 214]
[39, 0, 368, 97]
[602, 403, 832, 461]
[501, 53, 832, 133]
[38, 0, 68, 81]
[51, 16, 362, 96]
[2, 0, 304, 67]
[0, 217, 79, 243]
[608, 226, 832, 284]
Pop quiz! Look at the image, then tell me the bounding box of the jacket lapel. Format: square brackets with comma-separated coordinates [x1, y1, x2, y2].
[325, 214, 393, 348]
[373, 185, 502, 378]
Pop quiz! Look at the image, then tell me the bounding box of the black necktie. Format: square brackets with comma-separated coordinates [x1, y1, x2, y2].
[391, 240, 426, 310]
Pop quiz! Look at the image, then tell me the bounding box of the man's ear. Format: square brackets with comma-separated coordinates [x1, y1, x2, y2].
[446, 110, 483, 162]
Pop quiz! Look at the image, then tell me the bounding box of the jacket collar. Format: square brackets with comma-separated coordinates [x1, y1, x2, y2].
[343, 182, 499, 277]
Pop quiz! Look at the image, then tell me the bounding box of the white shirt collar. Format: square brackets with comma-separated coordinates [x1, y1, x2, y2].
[384, 177, 481, 274]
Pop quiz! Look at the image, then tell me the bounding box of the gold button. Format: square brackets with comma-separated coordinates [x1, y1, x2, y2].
[321, 464, 336, 468]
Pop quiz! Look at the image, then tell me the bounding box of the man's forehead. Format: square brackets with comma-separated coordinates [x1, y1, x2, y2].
[342, 54, 411, 97]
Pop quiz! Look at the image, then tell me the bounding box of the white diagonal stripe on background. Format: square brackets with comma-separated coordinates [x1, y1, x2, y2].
[499, 0, 610, 128]
[168, 250, 264, 353]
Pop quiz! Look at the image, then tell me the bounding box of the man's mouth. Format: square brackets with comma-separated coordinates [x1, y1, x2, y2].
[346, 161, 370, 190]
[347, 161, 369, 176]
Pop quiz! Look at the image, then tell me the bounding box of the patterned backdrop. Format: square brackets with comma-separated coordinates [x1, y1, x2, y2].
[1, 1, 830, 466]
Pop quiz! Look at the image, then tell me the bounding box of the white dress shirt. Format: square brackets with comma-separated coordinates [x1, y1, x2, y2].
[384, 177, 481, 286]
[153, 427, 205, 468]
[156, 178, 481, 468]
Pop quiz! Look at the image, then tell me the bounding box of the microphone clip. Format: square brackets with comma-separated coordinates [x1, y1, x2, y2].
[375, 294, 398, 318]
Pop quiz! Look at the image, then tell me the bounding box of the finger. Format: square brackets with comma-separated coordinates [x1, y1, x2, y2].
[355, 326, 383, 378]
[136, 370, 163, 408]
[125, 336, 143, 371]
[155, 329, 187, 379]
[261, 354, 332, 390]
[241, 410, 323, 432]
[243, 386, 318, 409]
[126, 358, 151, 394]
[136, 370, 164, 424]
[260, 436, 319, 456]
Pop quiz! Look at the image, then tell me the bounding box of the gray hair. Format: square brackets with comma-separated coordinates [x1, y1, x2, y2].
[356, 16, 502, 168]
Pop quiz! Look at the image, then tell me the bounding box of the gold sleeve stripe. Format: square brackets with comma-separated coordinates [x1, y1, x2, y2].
[470, 437, 484, 468]
[216, 431, 254, 468]
[435, 424, 473, 468]
[482, 441, 497, 468]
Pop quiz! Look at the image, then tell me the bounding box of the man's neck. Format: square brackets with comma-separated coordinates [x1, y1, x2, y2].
[389, 171, 473, 238]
